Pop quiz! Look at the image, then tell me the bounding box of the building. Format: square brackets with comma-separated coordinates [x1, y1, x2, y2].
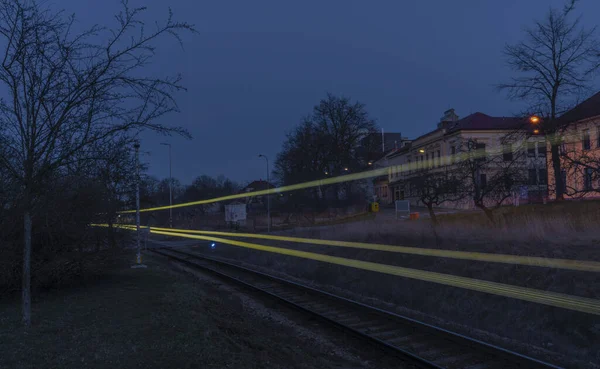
[370, 138, 412, 204]
[382, 109, 548, 209]
[548, 91, 600, 200]
[239, 180, 276, 210]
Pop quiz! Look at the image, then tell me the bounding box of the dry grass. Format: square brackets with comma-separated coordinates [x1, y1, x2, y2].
[187, 200, 600, 368]
[0, 251, 404, 369]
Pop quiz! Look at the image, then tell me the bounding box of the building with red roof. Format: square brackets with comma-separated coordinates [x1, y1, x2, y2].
[379, 109, 549, 208]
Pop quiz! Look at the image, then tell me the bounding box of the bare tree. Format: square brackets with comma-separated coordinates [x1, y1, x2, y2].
[498, 0, 600, 201]
[0, 0, 194, 326]
[406, 170, 464, 225]
[456, 138, 528, 223]
[560, 138, 600, 197]
[274, 94, 378, 208]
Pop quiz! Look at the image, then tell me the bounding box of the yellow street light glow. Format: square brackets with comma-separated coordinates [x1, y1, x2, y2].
[533, 129, 540, 134]
[529, 115, 540, 124]
[344, 167, 349, 171]
[418, 149, 425, 153]
[107, 225, 600, 315]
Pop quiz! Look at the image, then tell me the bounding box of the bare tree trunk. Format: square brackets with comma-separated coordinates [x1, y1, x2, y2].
[426, 203, 438, 225]
[107, 219, 116, 249]
[475, 204, 495, 224]
[22, 210, 32, 328]
[550, 144, 564, 201]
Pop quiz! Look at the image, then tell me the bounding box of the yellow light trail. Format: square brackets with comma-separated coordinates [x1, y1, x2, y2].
[117, 127, 586, 214]
[126, 225, 600, 273]
[117, 226, 600, 315]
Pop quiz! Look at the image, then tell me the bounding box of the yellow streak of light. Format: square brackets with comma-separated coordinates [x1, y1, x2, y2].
[126, 225, 600, 273]
[117, 128, 588, 214]
[108, 225, 600, 316]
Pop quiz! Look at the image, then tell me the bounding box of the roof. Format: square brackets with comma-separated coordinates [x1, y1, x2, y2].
[240, 180, 275, 193]
[446, 112, 526, 133]
[559, 91, 600, 124]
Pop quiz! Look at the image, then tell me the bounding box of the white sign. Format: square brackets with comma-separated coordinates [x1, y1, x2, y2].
[225, 204, 247, 222]
[395, 200, 410, 219]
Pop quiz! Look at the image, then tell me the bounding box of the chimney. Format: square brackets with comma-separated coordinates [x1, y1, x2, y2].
[438, 108, 459, 129]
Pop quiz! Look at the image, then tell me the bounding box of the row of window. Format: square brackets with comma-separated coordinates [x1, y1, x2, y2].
[581, 128, 600, 151]
[561, 168, 598, 191]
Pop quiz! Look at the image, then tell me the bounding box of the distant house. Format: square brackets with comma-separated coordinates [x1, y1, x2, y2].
[385, 109, 548, 209]
[548, 91, 600, 200]
[239, 180, 276, 210]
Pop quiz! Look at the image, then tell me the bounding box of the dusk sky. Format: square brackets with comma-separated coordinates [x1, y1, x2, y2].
[63, 0, 600, 185]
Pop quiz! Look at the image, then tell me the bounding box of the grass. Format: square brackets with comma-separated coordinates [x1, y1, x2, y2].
[0, 250, 398, 369]
[183, 200, 600, 368]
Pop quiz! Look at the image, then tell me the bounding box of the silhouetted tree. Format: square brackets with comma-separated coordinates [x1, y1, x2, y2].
[499, 0, 600, 201]
[0, 0, 194, 326]
[455, 138, 528, 223]
[407, 170, 465, 225]
[274, 94, 377, 208]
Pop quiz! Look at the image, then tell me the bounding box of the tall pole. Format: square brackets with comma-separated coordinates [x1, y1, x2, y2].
[259, 154, 270, 233]
[134, 141, 141, 264]
[161, 143, 173, 228]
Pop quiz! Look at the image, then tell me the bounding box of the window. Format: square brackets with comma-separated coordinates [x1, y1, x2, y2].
[527, 142, 536, 157]
[504, 176, 514, 190]
[503, 144, 513, 161]
[539, 169, 548, 185]
[537, 142, 546, 157]
[479, 173, 487, 188]
[561, 170, 567, 191]
[584, 168, 593, 191]
[475, 142, 486, 162]
[583, 130, 591, 150]
[528, 169, 537, 185]
[437, 150, 441, 166]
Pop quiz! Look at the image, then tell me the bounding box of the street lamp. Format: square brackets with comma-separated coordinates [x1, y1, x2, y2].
[529, 115, 541, 124]
[160, 142, 173, 228]
[258, 154, 270, 233]
[133, 141, 143, 266]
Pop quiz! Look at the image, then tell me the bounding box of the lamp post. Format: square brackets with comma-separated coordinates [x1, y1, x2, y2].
[258, 154, 270, 233]
[160, 142, 173, 228]
[134, 141, 142, 264]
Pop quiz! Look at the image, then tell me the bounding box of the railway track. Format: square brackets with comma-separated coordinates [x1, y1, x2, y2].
[150, 247, 563, 369]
